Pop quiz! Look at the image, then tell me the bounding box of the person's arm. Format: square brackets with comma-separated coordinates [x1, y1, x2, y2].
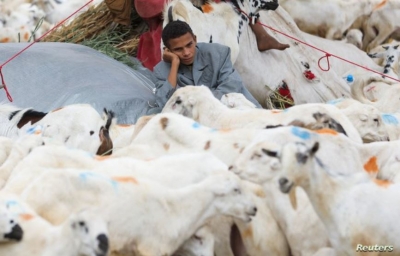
[213, 47, 262, 108]
[154, 49, 181, 108]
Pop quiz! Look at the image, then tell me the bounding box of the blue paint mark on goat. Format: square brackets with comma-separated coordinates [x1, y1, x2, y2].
[291, 126, 311, 140]
[26, 125, 42, 134]
[5, 200, 26, 214]
[327, 98, 344, 105]
[79, 172, 118, 192]
[192, 122, 201, 129]
[382, 114, 399, 125]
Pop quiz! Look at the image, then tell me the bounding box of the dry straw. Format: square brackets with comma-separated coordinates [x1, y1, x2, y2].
[41, 1, 146, 68]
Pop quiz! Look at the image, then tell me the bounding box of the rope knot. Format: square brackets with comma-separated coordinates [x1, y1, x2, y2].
[318, 53, 332, 71]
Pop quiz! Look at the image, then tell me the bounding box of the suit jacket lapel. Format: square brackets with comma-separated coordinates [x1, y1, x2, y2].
[193, 46, 208, 85]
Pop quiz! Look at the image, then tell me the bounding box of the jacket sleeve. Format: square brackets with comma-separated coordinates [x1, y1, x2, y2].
[213, 47, 262, 108]
[153, 64, 180, 108]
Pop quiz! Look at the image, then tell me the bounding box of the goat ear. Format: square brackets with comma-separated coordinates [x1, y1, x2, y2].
[188, 97, 196, 106]
[394, 45, 399, 50]
[261, 148, 278, 157]
[312, 112, 323, 120]
[310, 142, 319, 155]
[382, 46, 389, 50]
[359, 114, 368, 121]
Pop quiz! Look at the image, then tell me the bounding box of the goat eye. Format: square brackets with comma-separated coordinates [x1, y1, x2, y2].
[234, 188, 241, 194]
[176, 99, 182, 104]
[373, 118, 379, 124]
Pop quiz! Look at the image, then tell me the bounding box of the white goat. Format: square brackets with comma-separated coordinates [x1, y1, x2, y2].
[328, 98, 389, 142]
[21, 168, 257, 256]
[0, 203, 23, 243]
[278, 140, 400, 255]
[162, 86, 362, 143]
[220, 93, 257, 110]
[350, 71, 400, 113]
[0, 194, 109, 256]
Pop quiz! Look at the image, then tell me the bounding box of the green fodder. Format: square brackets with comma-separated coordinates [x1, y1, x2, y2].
[265, 87, 295, 109]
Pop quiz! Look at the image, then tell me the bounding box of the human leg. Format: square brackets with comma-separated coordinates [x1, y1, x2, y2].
[249, 20, 290, 51]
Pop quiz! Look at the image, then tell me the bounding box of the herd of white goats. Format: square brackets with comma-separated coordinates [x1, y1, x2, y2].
[0, 79, 400, 255]
[0, 0, 103, 43]
[3, 0, 400, 256]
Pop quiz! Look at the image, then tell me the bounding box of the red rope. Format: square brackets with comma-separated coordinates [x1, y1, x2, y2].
[318, 53, 331, 71]
[235, 8, 400, 83]
[0, 0, 94, 102]
[258, 22, 400, 83]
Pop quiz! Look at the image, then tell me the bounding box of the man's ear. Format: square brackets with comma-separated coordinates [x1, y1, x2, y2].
[193, 34, 197, 44]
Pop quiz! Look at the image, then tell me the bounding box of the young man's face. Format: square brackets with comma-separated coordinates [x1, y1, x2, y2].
[167, 32, 197, 65]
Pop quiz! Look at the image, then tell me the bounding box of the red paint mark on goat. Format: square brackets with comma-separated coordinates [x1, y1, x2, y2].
[112, 176, 138, 184]
[373, 178, 392, 188]
[20, 213, 34, 221]
[202, 3, 214, 13]
[314, 128, 338, 135]
[363, 156, 379, 174]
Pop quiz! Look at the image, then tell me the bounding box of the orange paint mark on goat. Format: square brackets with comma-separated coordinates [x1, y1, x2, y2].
[20, 213, 34, 221]
[314, 128, 338, 136]
[117, 124, 132, 127]
[271, 110, 282, 114]
[51, 107, 64, 112]
[23, 32, 29, 41]
[363, 156, 379, 174]
[112, 176, 138, 184]
[1, 37, 10, 43]
[242, 227, 253, 239]
[373, 178, 392, 188]
[94, 155, 111, 161]
[373, 0, 387, 10]
[202, 3, 214, 13]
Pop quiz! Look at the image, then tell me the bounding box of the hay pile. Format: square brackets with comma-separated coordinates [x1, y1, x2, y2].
[41, 1, 147, 68]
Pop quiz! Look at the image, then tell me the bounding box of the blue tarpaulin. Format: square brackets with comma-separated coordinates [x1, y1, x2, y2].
[0, 42, 157, 124]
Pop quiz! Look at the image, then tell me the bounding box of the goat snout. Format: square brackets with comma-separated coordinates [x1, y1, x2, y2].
[96, 233, 109, 256]
[4, 224, 23, 242]
[279, 177, 293, 193]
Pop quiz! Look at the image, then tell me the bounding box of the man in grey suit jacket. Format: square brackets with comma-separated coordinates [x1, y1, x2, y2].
[152, 20, 262, 111]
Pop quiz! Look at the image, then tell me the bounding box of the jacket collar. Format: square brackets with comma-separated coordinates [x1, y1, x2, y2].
[192, 45, 208, 84]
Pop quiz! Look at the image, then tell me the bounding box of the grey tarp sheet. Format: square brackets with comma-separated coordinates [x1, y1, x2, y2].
[0, 42, 158, 124]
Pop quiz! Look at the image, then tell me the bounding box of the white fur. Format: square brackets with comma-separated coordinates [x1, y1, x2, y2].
[20, 168, 257, 256]
[220, 93, 257, 110]
[162, 86, 363, 143]
[0, 193, 109, 256]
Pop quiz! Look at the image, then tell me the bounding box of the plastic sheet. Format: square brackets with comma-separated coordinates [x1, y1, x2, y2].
[0, 42, 157, 124]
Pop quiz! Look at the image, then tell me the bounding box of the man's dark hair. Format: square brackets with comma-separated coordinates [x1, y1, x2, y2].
[162, 20, 195, 48]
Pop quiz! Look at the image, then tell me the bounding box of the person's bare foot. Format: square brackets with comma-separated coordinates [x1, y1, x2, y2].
[256, 34, 290, 51]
